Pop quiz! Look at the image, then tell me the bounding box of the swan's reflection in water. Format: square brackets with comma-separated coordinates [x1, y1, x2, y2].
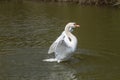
[46, 63, 78, 80]
[43, 49, 88, 80]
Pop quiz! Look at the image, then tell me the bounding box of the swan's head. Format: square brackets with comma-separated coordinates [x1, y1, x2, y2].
[65, 22, 80, 32]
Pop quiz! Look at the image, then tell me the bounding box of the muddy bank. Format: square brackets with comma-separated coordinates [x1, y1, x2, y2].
[40, 0, 118, 6]
[0, 0, 119, 6]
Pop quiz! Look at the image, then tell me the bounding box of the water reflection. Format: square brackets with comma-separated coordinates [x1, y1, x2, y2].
[45, 63, 77, 80]
[0, 1, 120, 80]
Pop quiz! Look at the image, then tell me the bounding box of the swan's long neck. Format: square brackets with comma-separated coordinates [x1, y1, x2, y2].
[65, 29, 77, 43]
[65, 25, 76, 40]
[64, 26, 77, 51]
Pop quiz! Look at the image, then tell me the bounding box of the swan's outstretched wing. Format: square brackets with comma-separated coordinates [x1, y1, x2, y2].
[55, 39, 69, 54]
[48, 41, 58, 54]
[48, 32, 66, 54]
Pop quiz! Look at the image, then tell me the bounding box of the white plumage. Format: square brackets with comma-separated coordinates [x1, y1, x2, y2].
[43, 22, 80, 63]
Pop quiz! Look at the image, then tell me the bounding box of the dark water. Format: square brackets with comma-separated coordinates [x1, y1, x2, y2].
[0, 1, 120, 80]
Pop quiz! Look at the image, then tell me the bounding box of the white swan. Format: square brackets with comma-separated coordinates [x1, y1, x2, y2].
[43, 22, 80, 63]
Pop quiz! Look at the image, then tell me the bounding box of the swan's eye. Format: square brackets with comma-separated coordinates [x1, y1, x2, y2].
[73, 23, 75, 25]
[73, 23, 76, 26]
[72, 23, 76, 28]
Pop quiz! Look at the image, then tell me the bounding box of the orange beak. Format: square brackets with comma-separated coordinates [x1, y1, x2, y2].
[75, 24, 80, 28]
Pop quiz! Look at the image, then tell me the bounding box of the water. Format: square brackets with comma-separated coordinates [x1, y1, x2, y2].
[0, 1, 120, 80]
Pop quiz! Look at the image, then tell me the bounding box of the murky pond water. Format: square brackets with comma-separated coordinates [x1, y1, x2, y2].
[0, 1, 120, 80]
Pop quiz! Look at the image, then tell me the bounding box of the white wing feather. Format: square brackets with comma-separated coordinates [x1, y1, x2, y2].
[48, 32, 65, 54]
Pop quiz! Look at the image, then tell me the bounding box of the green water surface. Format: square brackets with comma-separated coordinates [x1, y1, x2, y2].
[0, 1, 120, 80]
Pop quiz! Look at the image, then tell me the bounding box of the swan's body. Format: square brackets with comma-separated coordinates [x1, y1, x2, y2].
[44, 22, 80, 63]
